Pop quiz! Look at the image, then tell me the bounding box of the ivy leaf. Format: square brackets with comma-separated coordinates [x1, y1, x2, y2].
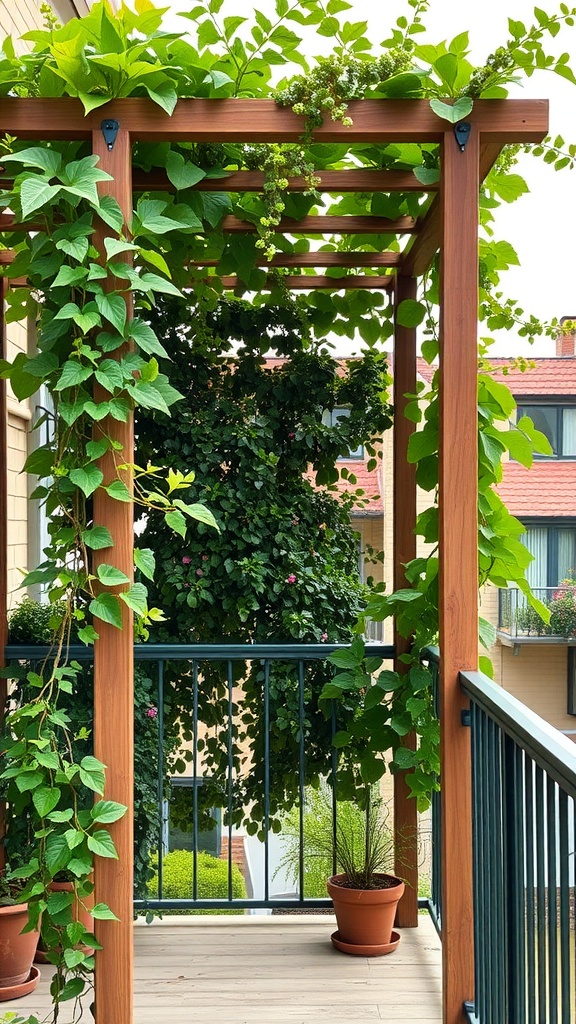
[97, 194, 124, 232]
[396, 299, 426, 328]
[45, 833, 71, 875]
[128, 319, 169, 359]
[47, 890, 74, 917]
[79, 756, 106, 795]
[134, 547, 155, 581]
[82, 526, 113, 551]
[164, 509, 187, 537]
[52, 265, 89, 289]
[78, 625, 99, 645]
[91, 902, 119, 920]
[33, 786, 61, 818]
[69, 465, 104, 498]
[119, 583, 148, 616]
[96, 563, 130, 587]
[95, 293, 127, 335]
[60, 155, 113, 204]
[429, 97, 473, 123]
[407, 428, 438, 463]
[131, 379, 171, 414]
[177, 502, 219, 531]
[56, 235, 90, 263]
[89, 593, 123, 630]
[146, 81, 178, 116]
[54, 361, 93, 391]
[1, 146, 62, 176]
[87, 830, 118, 859]
[166, 150, 206, 190]
[91, 801, 127, 824]
[139, 272, 183, 298]
[479, 616, 496, 650]
[105, 479, 132, 502]
[20, 177, 61, 218]
[64, 949, 88, 970]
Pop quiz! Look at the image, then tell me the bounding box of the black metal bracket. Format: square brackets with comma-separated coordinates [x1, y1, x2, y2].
[101, 119, 120, 152]
[454, 121, 472, 152]
[461, 709, 471, 727]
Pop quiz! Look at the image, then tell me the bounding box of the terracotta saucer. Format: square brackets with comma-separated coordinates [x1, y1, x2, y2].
[0, 965, 41, 1001]
[330, 929, 401, 956]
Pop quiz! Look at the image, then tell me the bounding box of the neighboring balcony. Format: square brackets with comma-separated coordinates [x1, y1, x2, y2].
[498, 586, 576, 646]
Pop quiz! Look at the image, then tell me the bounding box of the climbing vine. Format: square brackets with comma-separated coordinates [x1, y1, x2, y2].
[0, 0, 575, 1017]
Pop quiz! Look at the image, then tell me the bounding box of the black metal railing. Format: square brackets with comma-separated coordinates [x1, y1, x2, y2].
[6, 641, 394, 914]
[422, 646, 441, 935]
[461, 668, 576, 1024]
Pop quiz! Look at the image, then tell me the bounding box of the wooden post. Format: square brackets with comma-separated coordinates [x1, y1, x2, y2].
[91, 127, 134, 1024]
[0, 277, 8, 872]
[438, 128, 479, 1022]
[392, 275, 419, 927]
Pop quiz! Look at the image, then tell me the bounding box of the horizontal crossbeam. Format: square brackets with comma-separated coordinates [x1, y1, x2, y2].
[215, 274, 394, 290]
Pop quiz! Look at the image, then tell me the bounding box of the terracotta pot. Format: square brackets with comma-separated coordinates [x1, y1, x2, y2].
[35, 880, 94, 964]
[0, 903, 40, 993]
[327, 872, 405, 955]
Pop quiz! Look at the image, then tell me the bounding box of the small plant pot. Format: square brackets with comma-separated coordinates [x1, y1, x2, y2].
[0, 903, 40, 996]
[327, 873, 405, 956]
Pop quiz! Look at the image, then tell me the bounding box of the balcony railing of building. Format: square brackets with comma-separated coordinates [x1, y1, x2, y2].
[498, 586, 576, 644]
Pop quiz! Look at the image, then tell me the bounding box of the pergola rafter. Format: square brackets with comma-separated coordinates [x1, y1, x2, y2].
[0, 95, 548, 1024]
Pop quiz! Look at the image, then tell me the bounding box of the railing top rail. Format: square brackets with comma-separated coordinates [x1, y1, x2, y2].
[460, 668, 576, 798]
[5, 641, 394, 662]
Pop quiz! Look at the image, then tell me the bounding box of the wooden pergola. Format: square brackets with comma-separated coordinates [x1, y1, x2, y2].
[0, 96, 548, 1024]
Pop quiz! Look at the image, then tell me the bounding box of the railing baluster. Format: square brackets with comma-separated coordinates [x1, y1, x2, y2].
[535, 765, 547, 1023]
[263, 659, 270, 903]
[298, 659, 305, 903]
[471, 702, 484, 1022]
[330, 701, 338, 878]
[227, 658, 234, 904]
[547, 776, 558, 1024]
[558, 789, 570, 1024]
[192, 659, 199, 903]
[157, 659, 164, 901]
[525, 754, 536, 1024]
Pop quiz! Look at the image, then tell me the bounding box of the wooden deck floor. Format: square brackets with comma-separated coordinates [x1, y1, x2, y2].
[1, 914, 442, 1024]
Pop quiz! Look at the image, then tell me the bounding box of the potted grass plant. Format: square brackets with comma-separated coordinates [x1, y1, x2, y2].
[326, 793, 404, 956]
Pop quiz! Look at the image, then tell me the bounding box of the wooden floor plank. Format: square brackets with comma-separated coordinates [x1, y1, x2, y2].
[0, 917, 442, 1023]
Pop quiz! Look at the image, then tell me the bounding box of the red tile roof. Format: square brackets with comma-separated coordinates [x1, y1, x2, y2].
[497, 461, 576, 517]
[488, 357, 576, 396]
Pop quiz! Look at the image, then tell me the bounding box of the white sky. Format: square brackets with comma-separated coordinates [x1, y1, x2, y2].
[165, 0, 576, 358]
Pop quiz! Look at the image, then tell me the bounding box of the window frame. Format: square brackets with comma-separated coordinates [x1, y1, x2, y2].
[516, 401, 576, 460]
[521, 517, 576, 588]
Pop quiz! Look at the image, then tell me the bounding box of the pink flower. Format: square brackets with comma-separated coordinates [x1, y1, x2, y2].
[182, 556, 192, 565]
[202, 554, 209, 562]
[146, 707, 158, 718]
[196, 568, 204, 577]
[321, 632, 328, 642]
[292, 518, 299, 525]
[288, 432, 295, 440]
[286, 573, 297, 584]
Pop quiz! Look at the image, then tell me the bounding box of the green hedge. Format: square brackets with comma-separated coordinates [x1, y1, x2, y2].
[147, 849, 247, 914]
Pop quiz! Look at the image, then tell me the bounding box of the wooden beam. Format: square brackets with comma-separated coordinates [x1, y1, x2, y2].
[192, 252, 402, 268]
[215, 274, 394, 290]
[438, 127, 478, 1023]
[0, 212, 416, 235]
[91, 127, 134, 1024]
[221, 215, 417, 234]
[401, 141, 506, 278]
[392, 274, 419, 929]
[0, 97, 549, 143]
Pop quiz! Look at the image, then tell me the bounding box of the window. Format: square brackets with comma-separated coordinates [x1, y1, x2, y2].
[517, 404, 576, 459]
[522, 522, 576, 590]
[322, 407, 364, 459]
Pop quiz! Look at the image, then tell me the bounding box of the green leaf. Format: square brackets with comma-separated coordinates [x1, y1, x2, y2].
[70, 465, 104, 498]
[20, 177, 61, 218]
[139, 272, 183, 298]
[430, 97, 473, 123]
[87, 830, 118, 859]
[479, 616, 496, 650]
[128, 319, 169, 359]
[166, 150, 206, 190]
[55, 361, 93, 391]
[45, 833, 71, 875]
[91, 800, 127, 824]
[327, 649, 362, 669]
[134, 547, 155, 580]
[52, 265, 89, 289]
[179, 502, 219, 531]
[2, 146, 62, 176]
[89, 593, 123, 630]
[64, 949, 88, 970]
[105, 479, 132, 502]
[164, 509, 187, 537]
[47, 890, 74, 916]
[33, 786, 61, 818]
[82, 526, 113, 551]
[96, 563, 131, 587]
[97, 194, 124, 232]
[95, 293, 127, 335]
[119, 582, 148, 616]
[91, 902, 119, 920]
[396, 299, 426, 328]
[79, 756, 106, 795]
[407, 428, 438, 463]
